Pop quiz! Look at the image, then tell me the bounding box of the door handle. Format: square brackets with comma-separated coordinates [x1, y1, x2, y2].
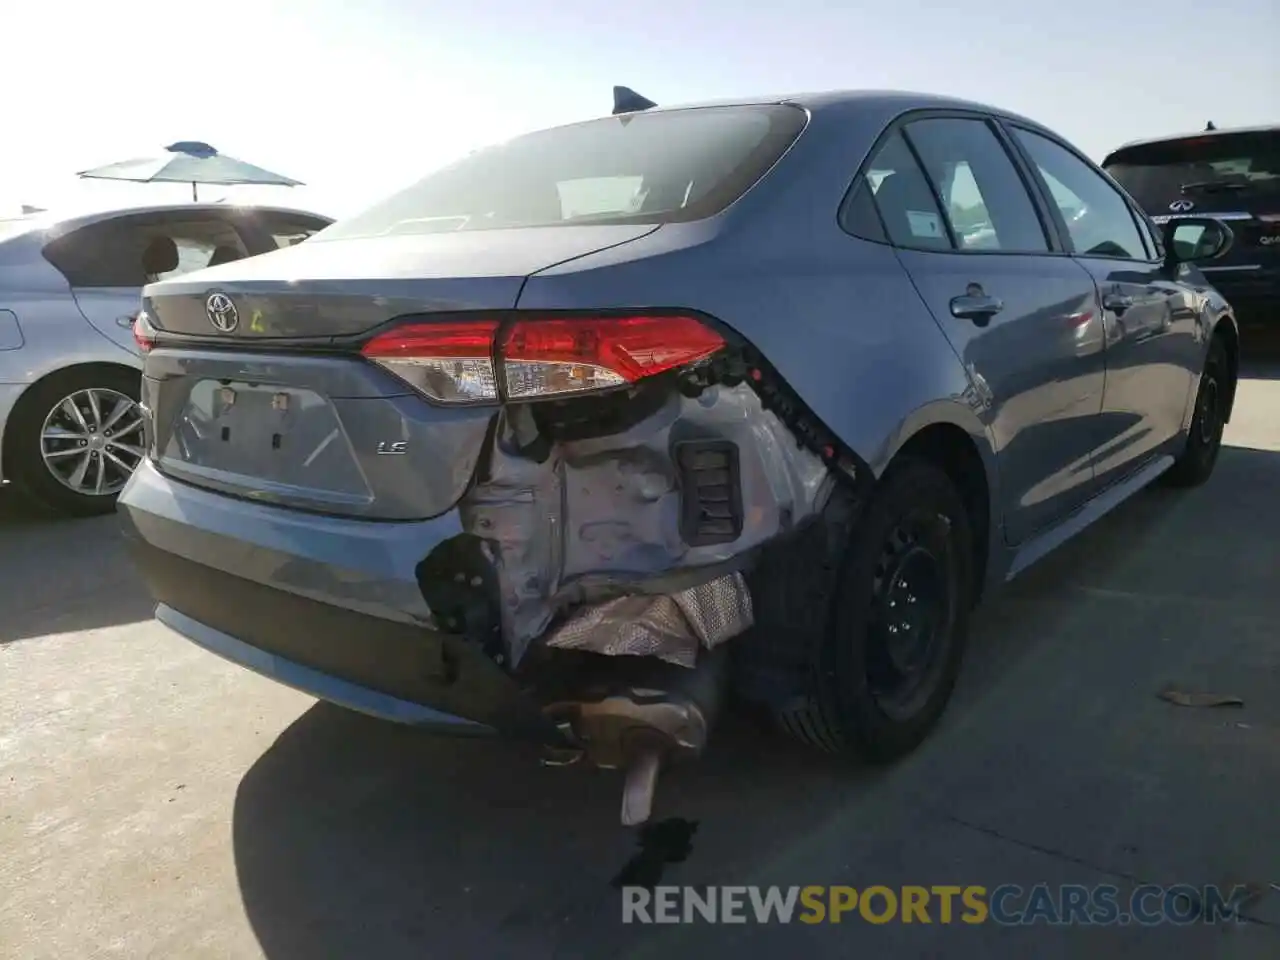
[950, 294, 1004, 326]
[1103, 293, 1135, 315]
[115, 314, 138, 329]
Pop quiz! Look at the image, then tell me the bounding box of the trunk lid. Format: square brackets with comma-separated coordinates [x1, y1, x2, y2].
[144, 225, 657, 338]
[140, 225, 657, 519]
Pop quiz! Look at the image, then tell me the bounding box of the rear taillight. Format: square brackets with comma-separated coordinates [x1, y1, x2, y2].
[361, 313, 725, 404]
[133, 311, 156, 353]
[360, 320, 500, 403]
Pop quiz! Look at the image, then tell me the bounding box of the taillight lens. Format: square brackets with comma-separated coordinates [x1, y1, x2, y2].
[133, 311, 156, 353]
[361, 320, 501, 403]
[361, 313, 724, 404]
[501, 314, 724, 399]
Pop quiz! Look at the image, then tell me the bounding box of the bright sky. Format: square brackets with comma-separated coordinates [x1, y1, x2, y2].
[3, 0, 1276, 221]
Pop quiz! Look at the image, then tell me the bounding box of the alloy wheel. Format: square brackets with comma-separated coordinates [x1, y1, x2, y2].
[39, 388, 145, 497]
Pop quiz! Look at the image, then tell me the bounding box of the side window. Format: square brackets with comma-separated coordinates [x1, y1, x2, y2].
[147, 219, 252, 280]
[840, 180, 887, 243]
[43, 217, 253, 287]
[1012, 128, 1149, 260]
[43, 222, 149, 288]
[262, 215, 330, 248]
[904, 118, 1049, 253]
[848, 131, 951, 250]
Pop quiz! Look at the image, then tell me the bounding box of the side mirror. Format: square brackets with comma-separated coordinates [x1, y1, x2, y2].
[1163, 216, 1233, 266]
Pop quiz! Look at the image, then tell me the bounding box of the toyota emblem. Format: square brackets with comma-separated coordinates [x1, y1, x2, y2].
[205, 292, 239, 333]
[1168, 199, 1195, 213]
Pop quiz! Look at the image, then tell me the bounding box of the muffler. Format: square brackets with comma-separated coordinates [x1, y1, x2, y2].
[541, 646, 729, 826]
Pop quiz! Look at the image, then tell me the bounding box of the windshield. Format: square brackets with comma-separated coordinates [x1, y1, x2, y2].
[1104, 129, 1280, 208]
[319, 104, 807, 240]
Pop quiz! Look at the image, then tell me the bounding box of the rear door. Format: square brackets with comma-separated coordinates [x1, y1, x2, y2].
[1012, 126, 1199, 486]
[855, 114, 1107, 545]
[1103, 129, 1280, 317]
[43, 211, 257, 354]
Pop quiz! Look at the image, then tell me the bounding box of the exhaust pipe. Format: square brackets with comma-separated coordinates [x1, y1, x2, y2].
[541, 646, 729, 825]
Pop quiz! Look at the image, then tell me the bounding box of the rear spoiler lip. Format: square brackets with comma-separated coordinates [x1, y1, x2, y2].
[1103, 124, 1280, 167]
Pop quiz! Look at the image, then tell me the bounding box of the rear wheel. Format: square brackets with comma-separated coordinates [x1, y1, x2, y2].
[4, 367, 145, 517]
[1164, 337, 1229, 488]
[777, 457, 973, 761]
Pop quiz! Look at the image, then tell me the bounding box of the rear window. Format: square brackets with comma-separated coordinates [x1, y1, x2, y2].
[319, 104, 807, 239]
[1104, 129, 1280, 209]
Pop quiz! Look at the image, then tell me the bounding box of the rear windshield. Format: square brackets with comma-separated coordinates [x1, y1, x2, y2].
[319, 104, 807, 239]
[1104, 129, 1280, 209]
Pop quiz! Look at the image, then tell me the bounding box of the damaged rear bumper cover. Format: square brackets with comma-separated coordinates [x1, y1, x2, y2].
[120, 461, 563, 742]
[119, 378, 846, 752]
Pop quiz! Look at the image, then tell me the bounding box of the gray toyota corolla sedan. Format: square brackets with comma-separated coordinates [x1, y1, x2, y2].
[0, 203, 332, 515]
[118, 90, 1239, 825]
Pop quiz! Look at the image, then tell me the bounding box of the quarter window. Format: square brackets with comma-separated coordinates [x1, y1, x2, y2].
[847, 131, 951, 250]
[1013, 128, 1149, 260]
[904, 117, 1049, 253]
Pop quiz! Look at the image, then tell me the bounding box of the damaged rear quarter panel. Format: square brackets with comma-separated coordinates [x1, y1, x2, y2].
[509, 223, 999, 614]
[462, 103, 1002, 666]
[466, 382, 834, 665]
[518, 221, 993, 483]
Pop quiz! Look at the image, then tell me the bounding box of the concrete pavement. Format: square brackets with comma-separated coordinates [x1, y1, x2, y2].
[3, 361, 1279, 959]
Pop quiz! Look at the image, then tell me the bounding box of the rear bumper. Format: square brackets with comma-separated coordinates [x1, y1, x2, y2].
[155, 604, 493, 732]
[118, 460, 565, 742]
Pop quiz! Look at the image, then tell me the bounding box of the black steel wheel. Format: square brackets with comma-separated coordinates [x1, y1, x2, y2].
[777, 457, 974, 761]
[1165, 337, 1229, 488]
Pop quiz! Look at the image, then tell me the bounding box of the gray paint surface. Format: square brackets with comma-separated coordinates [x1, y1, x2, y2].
[0, 201, 332, 483]
[119, 90, 1234, 708]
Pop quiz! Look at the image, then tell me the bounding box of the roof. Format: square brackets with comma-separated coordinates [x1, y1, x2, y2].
[599, 88, 1052, 136]
[0, 201, 332, 245]
[1104, 123, 1280, 161]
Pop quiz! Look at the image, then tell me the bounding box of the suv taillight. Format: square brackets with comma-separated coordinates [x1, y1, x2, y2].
[360, 313, 725, 404]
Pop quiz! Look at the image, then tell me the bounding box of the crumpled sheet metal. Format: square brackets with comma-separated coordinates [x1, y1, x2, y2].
[543, 571, 754, 668]
[460, 383, 831, 666]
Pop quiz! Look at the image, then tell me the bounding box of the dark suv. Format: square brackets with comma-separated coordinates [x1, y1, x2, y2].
[1103, 125, 1280, 326]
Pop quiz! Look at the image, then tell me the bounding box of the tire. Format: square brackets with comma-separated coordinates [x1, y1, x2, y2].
[1164, 337, 1229, 489]
[777, 457, 974, 761]
[3, 366, 144, 517]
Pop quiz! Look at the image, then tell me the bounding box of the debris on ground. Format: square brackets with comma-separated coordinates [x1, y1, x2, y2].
[1157, 687, 1245, 708]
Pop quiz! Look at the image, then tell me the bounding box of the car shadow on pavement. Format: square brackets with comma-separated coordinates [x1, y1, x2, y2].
[231, 442, 1280, 960]
[0, 490, 156, 644]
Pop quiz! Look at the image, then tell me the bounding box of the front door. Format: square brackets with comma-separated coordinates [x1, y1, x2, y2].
[1008, 127, 1200, 488]
[864, 116, 1108, 545]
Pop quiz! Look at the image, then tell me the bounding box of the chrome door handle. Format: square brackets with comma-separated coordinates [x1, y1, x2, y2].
[1103, 293, 1135, 315]
[950, 294, 1004, 326]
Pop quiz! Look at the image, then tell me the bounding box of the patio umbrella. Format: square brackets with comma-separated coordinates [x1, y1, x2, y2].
[77, 141, 302, 201]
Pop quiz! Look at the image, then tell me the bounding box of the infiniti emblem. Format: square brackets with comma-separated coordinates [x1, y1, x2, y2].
[205, 292, 239, 333]
[1169, 199, 1195, 213]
